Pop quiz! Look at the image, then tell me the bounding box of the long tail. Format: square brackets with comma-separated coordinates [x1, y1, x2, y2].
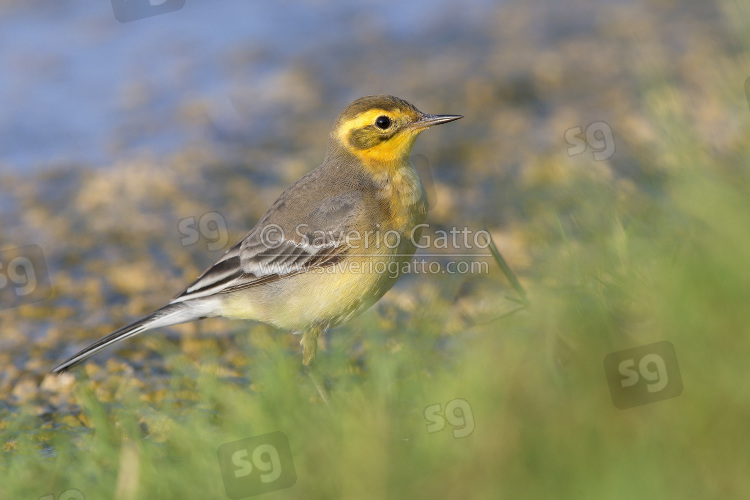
[52, 303, 202, 374]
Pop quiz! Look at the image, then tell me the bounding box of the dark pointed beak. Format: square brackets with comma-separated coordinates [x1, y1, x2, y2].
[409, 113, 463, 131]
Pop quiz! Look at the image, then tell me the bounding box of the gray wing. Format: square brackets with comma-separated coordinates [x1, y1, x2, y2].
[170, 191, 364, 303]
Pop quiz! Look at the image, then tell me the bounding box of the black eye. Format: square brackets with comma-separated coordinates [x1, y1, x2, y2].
[375, 115, 391, 129]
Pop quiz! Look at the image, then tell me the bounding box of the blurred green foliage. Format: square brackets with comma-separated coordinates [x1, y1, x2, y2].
[3, 0, 750, 498]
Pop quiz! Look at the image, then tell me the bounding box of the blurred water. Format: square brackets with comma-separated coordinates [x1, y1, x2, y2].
[0, 0, 496, 173]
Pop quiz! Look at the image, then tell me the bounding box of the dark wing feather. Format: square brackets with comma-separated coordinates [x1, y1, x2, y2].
[170, 191, 364, 303]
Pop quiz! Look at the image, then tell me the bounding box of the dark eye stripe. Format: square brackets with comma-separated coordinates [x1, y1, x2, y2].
[348, 125, 395, 150]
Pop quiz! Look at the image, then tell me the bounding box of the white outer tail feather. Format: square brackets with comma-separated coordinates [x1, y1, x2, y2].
[51, 299, 217, 373]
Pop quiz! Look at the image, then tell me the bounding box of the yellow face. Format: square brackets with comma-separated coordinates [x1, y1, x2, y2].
[334, 107, 425, 166]
[331, 95, 462, 170]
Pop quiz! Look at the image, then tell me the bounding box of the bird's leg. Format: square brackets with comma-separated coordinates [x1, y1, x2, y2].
[306, 362, 331, 407]
[301, 325, 323, 366]
[301, 325, 331, 407]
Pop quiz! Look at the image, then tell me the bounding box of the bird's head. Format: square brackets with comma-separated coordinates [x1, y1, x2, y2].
[329, 95, 462, 166]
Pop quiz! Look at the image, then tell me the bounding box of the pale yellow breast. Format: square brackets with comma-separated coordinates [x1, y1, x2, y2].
[220, 162, 428, 332]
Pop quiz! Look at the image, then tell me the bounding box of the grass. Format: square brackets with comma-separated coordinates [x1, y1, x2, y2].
[4, 5, 750, 498]
[4, 144, 750, 498]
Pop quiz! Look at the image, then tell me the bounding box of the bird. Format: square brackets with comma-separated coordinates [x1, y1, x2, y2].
[52, 95, 462, 374]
